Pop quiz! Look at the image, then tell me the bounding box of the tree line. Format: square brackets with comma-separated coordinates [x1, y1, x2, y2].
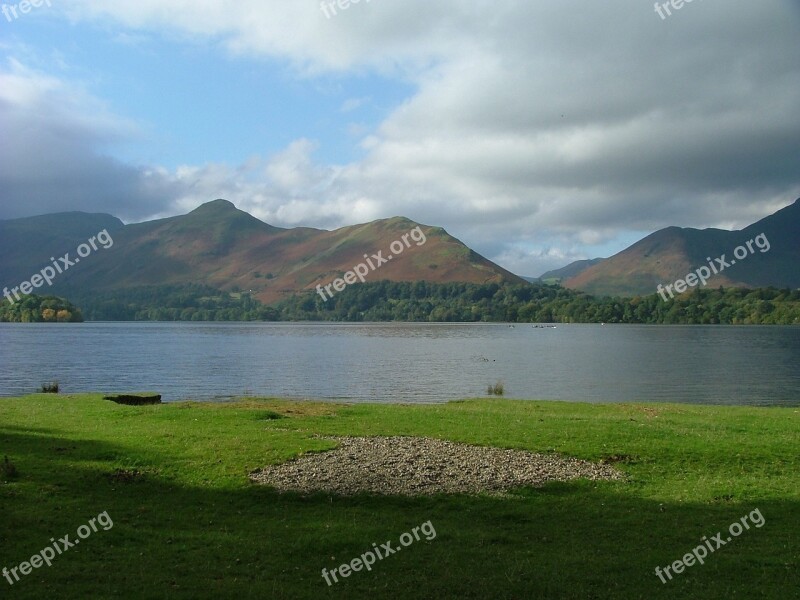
[276, 281, 800, 324]
[31, 280, 800, 324]
[0, 295, 83, 323]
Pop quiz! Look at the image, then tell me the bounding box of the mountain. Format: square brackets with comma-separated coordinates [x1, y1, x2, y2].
[0, 211, 125, 291]
[564, 198, 800, 297]
[1, 200, 523, 304]
[539, 258, 606, 283]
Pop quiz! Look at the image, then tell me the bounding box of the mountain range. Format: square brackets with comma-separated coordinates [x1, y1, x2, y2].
[0, 200, 521, 304]
[1, 198, 798, 306]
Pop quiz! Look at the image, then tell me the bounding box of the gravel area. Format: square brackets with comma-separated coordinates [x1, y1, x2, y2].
[249, 436, 624, 496]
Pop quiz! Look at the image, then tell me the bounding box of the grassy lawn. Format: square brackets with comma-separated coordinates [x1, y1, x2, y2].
[1, 395, 798, 599]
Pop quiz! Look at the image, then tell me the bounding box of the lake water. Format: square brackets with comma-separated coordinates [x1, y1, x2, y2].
[0, 323, 798, 406]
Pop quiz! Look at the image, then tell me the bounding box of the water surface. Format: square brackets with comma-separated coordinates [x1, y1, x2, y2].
[1, 323, 798, 405]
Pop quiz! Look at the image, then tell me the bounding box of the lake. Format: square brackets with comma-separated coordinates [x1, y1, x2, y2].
[0, 322, 798, 405]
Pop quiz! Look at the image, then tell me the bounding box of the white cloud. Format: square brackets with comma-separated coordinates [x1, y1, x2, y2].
[340, 97, 370, 113]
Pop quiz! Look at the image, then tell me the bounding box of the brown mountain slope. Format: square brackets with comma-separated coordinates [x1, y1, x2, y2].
[266, 216, 521, 303]
[47, 199, 523, 303]
[564, 198, 800, 297]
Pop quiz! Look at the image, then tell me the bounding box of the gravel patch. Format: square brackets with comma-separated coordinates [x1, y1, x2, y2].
[249, 436, 624, 496]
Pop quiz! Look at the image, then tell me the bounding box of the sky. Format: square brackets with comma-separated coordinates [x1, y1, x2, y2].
[1, 1, 799, 277]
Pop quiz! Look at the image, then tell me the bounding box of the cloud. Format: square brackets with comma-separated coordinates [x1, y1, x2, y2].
[164, 140, 385, 229]
[2, 0, 799, 276]
[340, 97, 370, 113]
[0, 59, 179, 221]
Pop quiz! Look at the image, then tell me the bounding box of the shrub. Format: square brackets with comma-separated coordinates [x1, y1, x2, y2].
[256, 410, 286, 421]
[487, 381, 505, 396]
[41, 381, 59, 394]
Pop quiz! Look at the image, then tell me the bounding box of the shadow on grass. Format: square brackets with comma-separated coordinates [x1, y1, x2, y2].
[0, 428, 797, 600]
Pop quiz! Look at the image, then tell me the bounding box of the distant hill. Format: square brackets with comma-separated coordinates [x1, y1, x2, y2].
[0, 211, 124, 291]
[0, 200, 523, 305]
[564, 198, 800, 297]
[539, 258, 606, 283]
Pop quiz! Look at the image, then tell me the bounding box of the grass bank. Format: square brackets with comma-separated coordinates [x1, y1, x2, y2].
[1, 395, 798, 599]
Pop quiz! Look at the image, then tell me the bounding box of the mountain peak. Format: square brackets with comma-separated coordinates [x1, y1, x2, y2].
[186, 199, 282, 230]
[190, 199, 238, 214]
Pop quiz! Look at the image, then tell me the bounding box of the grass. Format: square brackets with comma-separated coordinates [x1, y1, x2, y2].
[1, 455, 18, 481]
[0, 394, 798, 599]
